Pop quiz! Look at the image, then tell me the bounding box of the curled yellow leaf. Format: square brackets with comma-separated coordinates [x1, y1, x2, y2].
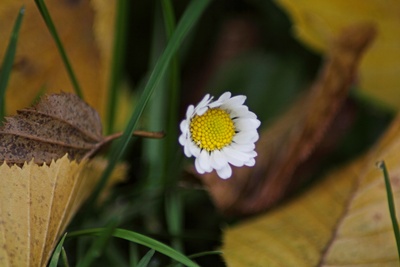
[222, 116, 400, 266]
[0, 155, 125, 267]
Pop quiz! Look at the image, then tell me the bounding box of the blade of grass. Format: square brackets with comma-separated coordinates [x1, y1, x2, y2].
[49, 233, 68, 267]
[377, 161, 400, 261]
[160, 0, 184, 256]
[61, 247, 70, 267]
[137, 249, 155, 267]
[129, 242, 139, 266]
[0, 6, 24, 124]
[161, 0, 181, 155]
[88, 0, 211, 206]
[34, 0, 83, 99]
[141, 1, 167, 235]
[68, 228, 200, 267]
[106, 0, 129, 134]
[165, 190, 183, 252]
[77, 219, 119, 267]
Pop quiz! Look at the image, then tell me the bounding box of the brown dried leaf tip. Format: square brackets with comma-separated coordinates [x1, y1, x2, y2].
[0, 93, 106, 165]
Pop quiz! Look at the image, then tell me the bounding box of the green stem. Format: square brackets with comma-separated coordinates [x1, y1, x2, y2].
[0, 7, 24, 124]
[378, 161, 400, 261]
[34, 0, 83, 99]
[161, 0, 184, 256]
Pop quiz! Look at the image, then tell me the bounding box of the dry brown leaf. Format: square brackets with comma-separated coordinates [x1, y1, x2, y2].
[0, 92, 162, 166]
[0, 155, 126, 267]
[0, 93, 111, 165]
[198, 24, 376, 215]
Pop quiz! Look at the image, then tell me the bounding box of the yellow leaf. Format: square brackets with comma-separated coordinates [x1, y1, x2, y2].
[0, 0, 132, 128]
[0, 155, 125, 266]
[275, 0, 400, 110]
[222, 117, 400, 266]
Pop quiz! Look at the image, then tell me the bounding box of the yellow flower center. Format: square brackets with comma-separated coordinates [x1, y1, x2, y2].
[190, 108, 235, 151]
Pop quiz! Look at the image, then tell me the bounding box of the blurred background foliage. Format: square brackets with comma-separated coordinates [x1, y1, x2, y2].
[61, 0, 393, 266]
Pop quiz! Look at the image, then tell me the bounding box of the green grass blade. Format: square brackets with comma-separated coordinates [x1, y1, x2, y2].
[137, 249, 155, 267]
[77, 219, 119, 267]
[68, 228, 200, 267]
[88, 0, 211, 205]
[34, 0, 83, 99]
[141, 1, 167, 235]
[377, 161, 400, 260]
[160, 0, 184, 255]
[161, 0, 181, 155]
[143, 0, 167, 189]
[106, 0, 129, 134]
[49, 233, 68, 267]
[129, 242, 139, 266]
[61, 247, 70, 267]
[166, 190, 183, 253]
[0, 6, 24, 124]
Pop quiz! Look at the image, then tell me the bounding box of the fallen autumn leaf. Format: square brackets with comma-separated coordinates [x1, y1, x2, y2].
[222, 115, 400, 266]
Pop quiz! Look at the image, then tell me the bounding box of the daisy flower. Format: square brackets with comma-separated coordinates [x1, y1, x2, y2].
[179, 92, 260, 179]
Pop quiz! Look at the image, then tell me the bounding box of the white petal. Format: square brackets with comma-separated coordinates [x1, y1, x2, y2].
[221, 95, 246, 107]
[195, 158, 205, 174]
[216, 164, 232, 179]
[233, 131, 258, 144]
[184, 143, 192, 157]
[226, 146, 257, 166]
[210, 150, 228, 169]
[178, 134, 187, 146]
[250, 131, 260, 142]
[218, 92, 232, 102]
[221, 147, 246, 167]
[195, 94, 213, 114]
[235, 118, 261, 131]
[236, 110, 257, 119]
[199, 150, 213, 172]
[230, 142, 255, 152]
[246, 150, 257, 158]
[229, 106, 256, 119]
[245, 158, 256, 167]
[188, 142, 200, 157]
[253, 118, 261, 128]
[228, 105, 249, 118]
[198, 94, 211, 107]
[186, 105, 195, 119]
[180, 120, 188, 133]
[197, 106, 209, 116]
[209, 92, 232, 108]
[208, 101, 221, 108]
